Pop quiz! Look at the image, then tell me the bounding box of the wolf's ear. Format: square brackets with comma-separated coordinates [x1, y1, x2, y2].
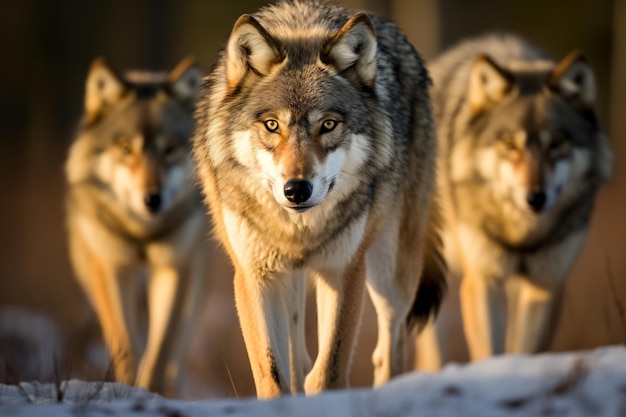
[225, 14, 284, 92]
[322, 13, 377, 88]
[548, 50, 596, 107]
[85, 58, 127, 123]
[167, 56, 204, 106]
[468, 54, 514, 115]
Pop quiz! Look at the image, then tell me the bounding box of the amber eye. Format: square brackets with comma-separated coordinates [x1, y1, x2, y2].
[118, 140, 133, 155]
[264, 119, 279, 132]
[497, 131, 516, 151]
[320, 120, 338, 134]
[503, 139, 516, 151]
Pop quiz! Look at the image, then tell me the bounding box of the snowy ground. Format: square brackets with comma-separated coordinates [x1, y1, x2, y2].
[1, 346, 625, 416]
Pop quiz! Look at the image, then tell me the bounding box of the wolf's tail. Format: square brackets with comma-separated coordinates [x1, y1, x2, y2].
[406, 196, 447, 331]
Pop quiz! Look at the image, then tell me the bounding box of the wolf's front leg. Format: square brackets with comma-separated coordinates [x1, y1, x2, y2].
[234, 269, 292, 398]
[139, 218, 208, 396]
[460, 272, 506, 360]
[285, 270, 311, 393]
[366, 218, 420, 386]
[305, 256, 366, 394]
[136, 265, 187, 394]
[414, 320, 445, 371]
[505, 276, 563, 353]
[90, 265, 140, 385]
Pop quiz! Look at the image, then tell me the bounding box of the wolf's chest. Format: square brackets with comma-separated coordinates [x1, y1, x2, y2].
[222, 204, 368, 274]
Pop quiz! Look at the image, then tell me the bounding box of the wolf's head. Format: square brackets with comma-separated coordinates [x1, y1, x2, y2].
[68, 58, 203, 220]
[212, 10, 380, 214]
[459, 51, 612, 215]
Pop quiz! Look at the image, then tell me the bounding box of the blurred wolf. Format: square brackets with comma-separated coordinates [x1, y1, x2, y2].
[65, 57, 207, 396]
[193, 0, 444, 398]
[419, 34, 613, 365]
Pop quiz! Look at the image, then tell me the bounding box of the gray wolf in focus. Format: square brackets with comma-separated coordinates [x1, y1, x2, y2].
[417, 33, 613, 367]
[65, 57, 207, 396]
[192, 0, 445, 398]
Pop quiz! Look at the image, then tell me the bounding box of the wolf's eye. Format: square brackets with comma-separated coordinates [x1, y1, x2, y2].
[550, 130, 571, 149]
[320, 120, 338, 134]
[549, 138, 564, 150]
[497, 131, 516, 151]
[503, 139, 516, 151]
[264, 119, 279, 132]
[163, 144, 178, 156]
[499, 137, 516, 151]
[118, 140, 133, 155]
[549, 136, 570, 157]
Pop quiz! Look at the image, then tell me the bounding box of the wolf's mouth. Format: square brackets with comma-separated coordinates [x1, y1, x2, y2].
[285, 204, 315, 213]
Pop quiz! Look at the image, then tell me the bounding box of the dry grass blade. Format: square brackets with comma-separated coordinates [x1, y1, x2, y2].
[1, 357, 31, 404]
[551, 357, 589, 396]
[606, 256, 626, 342]
[222, 358, 239, 398]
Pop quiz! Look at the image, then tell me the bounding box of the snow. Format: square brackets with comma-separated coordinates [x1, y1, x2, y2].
[1, 346, 625, 417]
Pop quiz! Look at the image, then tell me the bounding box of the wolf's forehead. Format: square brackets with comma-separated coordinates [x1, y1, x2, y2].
[256, 1, 346, 36]
[281, 38, 328, 67]
[267, 80, 358, 123]
[256, 5, 350, 61]
[507, 59, 553, 73]
[501, 60, 552, 95]
[488, 97, 585, 136]
[269, 25, 332, 44]
[253, 109, 335, 125]
[103, 101, 191, 138]
[512, 71, 550, 95]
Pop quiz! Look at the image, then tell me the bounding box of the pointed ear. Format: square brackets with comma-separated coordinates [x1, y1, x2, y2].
[84, 58, 127, 123]
[468, 54, 514, 115]
[225, 14, 283, 91]
[167, 56, 204, 106]
[322, 13, 377, 88]
[548, 50, 596, 106]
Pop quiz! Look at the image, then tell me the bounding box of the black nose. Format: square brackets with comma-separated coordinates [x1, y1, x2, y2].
[283, 179, 313, 204]
[527, 190, 546, 212]
[144, 193, 162, 213]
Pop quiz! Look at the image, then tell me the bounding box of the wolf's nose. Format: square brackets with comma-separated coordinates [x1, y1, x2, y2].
[284, 179, 313, 204]
[527, 190, 546, 212]
[144, 193, 162, 213]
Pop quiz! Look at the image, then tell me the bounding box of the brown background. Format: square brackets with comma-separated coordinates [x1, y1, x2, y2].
[0, 0, 623, 399]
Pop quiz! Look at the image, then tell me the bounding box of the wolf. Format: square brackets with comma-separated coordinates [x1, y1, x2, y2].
[192, 0, 445, 398]
[417, 33, 613, 365]
[65, 57, 207, 396]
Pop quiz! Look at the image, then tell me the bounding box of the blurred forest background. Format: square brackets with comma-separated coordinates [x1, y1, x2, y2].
[0, 0, 624, 400]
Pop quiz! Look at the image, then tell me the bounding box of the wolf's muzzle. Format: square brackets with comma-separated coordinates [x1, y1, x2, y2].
[144, 193, 162, 213]
[284, 179, 313, 204]
[527, 190, 546, 213]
